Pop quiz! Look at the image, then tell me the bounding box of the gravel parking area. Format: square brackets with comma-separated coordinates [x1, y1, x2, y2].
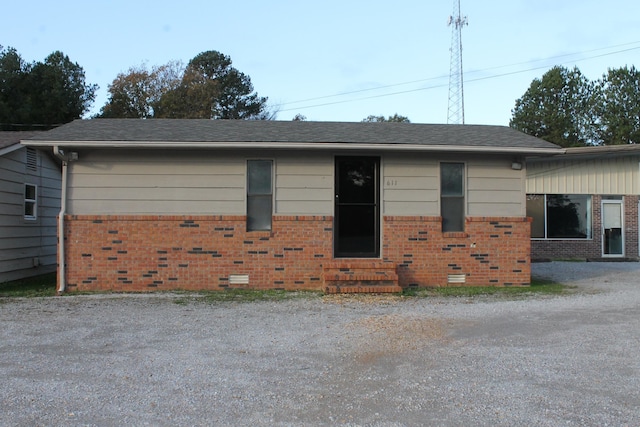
[1, 261, 639, 426]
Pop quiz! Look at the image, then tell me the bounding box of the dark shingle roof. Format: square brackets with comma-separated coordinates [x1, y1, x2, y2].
[0, 131, 41, 150]
[24, 119, 562, 153]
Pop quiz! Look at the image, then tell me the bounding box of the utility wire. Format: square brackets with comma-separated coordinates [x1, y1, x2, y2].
[278, 41, 640, 113]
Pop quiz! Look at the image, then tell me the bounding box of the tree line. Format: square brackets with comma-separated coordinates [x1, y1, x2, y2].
[510, 65, 640, 147]
[0, 46, 97, 130]
[1, 45, 638, 145]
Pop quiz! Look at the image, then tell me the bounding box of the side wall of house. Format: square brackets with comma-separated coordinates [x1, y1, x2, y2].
[0, 147, 60, 282]
[527, 156, 640, 260]
[62, 149, 530, 291]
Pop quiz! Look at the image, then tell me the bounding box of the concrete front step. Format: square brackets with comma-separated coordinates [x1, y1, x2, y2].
[322, 260, 400, 294]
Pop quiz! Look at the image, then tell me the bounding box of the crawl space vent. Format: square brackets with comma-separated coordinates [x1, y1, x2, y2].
[229, 274, 249, 285]
[447, 274, 466, 284]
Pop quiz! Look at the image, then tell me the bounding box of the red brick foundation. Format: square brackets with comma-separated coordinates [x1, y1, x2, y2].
[62, 214, 531, 292]
[383, 216, 531, 287]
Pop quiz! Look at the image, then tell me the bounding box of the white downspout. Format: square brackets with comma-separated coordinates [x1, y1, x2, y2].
[53, 146, 68, 294]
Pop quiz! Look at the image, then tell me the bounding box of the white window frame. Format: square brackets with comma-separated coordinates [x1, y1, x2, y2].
[24, 183, 37, 220]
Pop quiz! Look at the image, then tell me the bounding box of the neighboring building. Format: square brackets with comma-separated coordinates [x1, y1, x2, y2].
[527, 144, 640, 261]
[23, 119, 561, 293]
[0, 132, 61, 283]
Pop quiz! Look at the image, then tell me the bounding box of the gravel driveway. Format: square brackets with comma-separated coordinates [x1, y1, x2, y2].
[1, 262, 639, 426]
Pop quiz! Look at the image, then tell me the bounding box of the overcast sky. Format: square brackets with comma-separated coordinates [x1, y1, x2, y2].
[2, 0, 638, 125]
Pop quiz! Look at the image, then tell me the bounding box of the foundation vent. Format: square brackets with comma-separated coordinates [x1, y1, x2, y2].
[447, 274, 466, 284]
[229, 274, 249, 285]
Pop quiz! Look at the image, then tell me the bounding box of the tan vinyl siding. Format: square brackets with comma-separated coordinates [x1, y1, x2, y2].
[467, 159, 525, 216]
[0, 147, 60, 282]
[67, 150, 245, 215]
[527, 156, 640, 195]
[382, 154, 439, 215]
[275, 154, 333, 215]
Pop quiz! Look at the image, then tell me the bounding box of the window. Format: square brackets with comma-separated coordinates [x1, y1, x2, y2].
[527, 194, 592, 239]
[247, 160, 273, 231]
[24, 184, 37, 220]
[440, 162, 465, 232]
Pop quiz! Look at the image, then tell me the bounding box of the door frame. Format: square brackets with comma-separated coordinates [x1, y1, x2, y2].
[601, 198, 624, 257]
[334, 156, 380, 258]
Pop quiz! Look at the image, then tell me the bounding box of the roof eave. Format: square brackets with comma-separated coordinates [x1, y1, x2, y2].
[21, 140, 563, 155]
[0, 143, 23, 157]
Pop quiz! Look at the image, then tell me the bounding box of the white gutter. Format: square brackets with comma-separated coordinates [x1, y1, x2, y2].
[53, 146, 69, 294]
[24, 140, 564, 155]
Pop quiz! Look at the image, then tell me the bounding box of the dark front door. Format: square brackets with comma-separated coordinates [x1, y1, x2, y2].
[334, 156, 380, 258]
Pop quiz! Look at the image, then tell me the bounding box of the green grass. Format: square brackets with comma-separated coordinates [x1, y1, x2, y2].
[0, 273, 569, 302]
[402, 278, 570, 298]
[175, 289, 322, 304]
[0, 273, 57, 298]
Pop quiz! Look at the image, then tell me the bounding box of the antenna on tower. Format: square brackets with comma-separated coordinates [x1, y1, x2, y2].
[447, 0, 468, 124]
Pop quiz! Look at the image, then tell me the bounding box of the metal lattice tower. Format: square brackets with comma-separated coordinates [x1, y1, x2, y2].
[447, 0, 468, 124]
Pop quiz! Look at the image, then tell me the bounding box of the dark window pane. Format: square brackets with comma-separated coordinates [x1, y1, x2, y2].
[337, 159, 375, 203]
[248, 160, 272, 195]
[336, 205, 376, 254]
[25, 184, 36, 200]
[546, 194, 590, 238]
[24, 202, 35, 218]
[247, 195, 272, 231]
[441, 197, 464, 232]
[526, 194, 545, 238]
[247, 160, 272, 231]
[441, 163, 464, 196]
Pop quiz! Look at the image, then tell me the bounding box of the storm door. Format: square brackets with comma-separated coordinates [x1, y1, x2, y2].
[334, 156, 380, 258]
[602, 199, 624, 257]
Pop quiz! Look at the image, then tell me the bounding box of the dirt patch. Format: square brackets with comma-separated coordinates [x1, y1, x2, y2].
[347, 314, 455, 364]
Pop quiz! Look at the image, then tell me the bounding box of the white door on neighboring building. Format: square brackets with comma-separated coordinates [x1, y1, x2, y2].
[602, 200, 624, 257]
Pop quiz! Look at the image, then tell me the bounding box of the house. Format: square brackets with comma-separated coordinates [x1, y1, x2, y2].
[527, 144, 640, 261]
[0, 132, 61, 283]
[23, 119, 561, 293]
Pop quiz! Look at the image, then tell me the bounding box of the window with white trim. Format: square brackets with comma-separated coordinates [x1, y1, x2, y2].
[24, 184, 37, 220]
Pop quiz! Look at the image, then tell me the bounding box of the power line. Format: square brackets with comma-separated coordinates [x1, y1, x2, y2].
[278, 41, 640, 113]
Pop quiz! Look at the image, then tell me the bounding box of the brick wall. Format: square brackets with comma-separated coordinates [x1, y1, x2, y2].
[531, 195, 639, 260]
[383, 216, 531, 287]
[63, 214, 532, 291]
[64, 215, 333, 292]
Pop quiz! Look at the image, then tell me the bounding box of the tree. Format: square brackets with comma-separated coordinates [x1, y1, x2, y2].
[361, 113, 410, 123]
[510, 66, 596, 147]
[594, 66, 640, 145]
[0, 46, 30, 127]
[0, 47, 97, 129]
[99, 62, 182, 118]
[29, 51, 98, 126]
[155, 50, 270, 119]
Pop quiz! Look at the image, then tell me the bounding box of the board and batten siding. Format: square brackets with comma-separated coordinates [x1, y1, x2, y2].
[527, 156, 640, 195]
[0, 147, 60, 282]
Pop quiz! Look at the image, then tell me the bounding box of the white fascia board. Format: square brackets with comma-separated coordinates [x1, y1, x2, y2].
[21, 140, 564, 155]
